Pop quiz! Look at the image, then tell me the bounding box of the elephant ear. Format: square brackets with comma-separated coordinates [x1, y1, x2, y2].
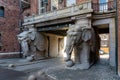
[28, 31, 36, 40]
[82, 29, 92, 42]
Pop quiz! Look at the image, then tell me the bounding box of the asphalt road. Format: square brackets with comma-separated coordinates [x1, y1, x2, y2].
[0, 68, 27, 80]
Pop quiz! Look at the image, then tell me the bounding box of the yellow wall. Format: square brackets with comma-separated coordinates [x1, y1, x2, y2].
[100, 47, 109, 53]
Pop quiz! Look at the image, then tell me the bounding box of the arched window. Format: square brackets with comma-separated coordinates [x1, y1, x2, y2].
[0, 6, 4, 17]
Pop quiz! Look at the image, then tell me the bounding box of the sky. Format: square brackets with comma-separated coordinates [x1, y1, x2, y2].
[99, 0, 108, 3]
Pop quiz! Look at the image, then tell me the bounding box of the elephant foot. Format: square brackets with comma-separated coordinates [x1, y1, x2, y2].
[19, 55, 35, 62]
[76, 63, 90, 70]
[65, 63, 90, 70]
[65, 60, 74, 67]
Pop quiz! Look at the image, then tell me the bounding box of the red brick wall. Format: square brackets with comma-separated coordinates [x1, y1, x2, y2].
[30, 0, 38, 15]
[0, 0, 20, 53]
[22, 0, 38, 17]
[92, 0, 99, 3]
[76, 0, 90, 4]
[47, 0, 51, 11]
[118, 0, 120, 76]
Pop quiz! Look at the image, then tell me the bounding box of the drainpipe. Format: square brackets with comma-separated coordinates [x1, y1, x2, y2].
[19, 0, 22, 58]
[114, 0, 118, 74]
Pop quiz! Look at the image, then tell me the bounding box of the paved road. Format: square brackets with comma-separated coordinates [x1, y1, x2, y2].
[0, 68, 27, 80]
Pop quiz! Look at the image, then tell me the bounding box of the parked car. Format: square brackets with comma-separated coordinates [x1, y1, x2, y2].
[99, 50, 105, 55]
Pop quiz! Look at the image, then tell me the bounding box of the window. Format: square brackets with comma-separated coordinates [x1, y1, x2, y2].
[99, 0, 108, 12]
[38, 0, 48, 14]
[100, 34, 109, 47]
[0, 7, 4, 17]
[0, 33, 2, 50]
[66, 0, 76, 7]
[51, 0, 59, 11]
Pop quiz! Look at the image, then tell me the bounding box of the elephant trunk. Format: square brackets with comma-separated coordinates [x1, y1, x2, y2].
[21, 40, 29, 57]
[64, 35, 75, 62]
[65, 44, 74, 56]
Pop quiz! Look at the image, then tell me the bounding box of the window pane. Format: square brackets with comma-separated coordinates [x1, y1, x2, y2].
[0, 7, 4, 17]
[67, 0, 76, 7]
[51, 0, 58, 11]
[99, 0, 108, 3]
[99, 0, 108, 12]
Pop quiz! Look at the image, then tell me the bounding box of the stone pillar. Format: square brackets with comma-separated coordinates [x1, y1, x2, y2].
[49, 36, 59, 57]
[117, 0, 120, 76]
[109, 18, 116, 67]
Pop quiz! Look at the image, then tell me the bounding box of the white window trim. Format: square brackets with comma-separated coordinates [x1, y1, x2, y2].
[38, 0, 46, 15]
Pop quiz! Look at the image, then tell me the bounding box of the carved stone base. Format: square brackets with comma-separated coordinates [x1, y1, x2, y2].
[19, 55, 35, 62]
[65, 63, 93, 70]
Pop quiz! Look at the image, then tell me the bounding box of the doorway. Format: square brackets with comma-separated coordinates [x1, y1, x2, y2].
[93, 18, 116, 68]
[99, 33, 110, 66]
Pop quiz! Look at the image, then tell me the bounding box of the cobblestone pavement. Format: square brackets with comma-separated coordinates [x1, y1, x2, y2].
[0, 54, 120, 80]
[47, 57, 120, 80]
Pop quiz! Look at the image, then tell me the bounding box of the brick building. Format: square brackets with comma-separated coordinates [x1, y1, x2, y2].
[0, 0, 20, 58]
[1, 0, 120, 77]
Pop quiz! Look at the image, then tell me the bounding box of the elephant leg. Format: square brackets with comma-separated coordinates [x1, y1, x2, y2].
[74, 46, 80, 63]
[79, 42, 90, 69]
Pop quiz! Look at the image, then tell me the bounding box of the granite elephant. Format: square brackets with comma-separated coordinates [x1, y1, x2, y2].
[64, 20, 99, 69]
[17, 27, 47, 60]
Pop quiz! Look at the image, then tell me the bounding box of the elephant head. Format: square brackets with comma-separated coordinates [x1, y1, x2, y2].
[17, 31, 31, 57]
[17, 27, 47, 58]
[65, 25, 92, 56]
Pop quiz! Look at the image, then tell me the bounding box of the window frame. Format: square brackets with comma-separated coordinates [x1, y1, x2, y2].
[0, 6, 4, 17]
[38, 0, 48, 14]
[0, 33, 2, 51]
[99, 0, 108, 12]
[66, 0, 76, 7]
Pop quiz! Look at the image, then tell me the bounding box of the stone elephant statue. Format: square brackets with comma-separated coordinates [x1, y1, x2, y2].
[64, 20, 99, 69]
[17, 27, 47, 60]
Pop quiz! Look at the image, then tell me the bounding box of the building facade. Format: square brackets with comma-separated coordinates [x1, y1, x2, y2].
[0, 0, 20, 58]
[21, 0, 116, 68]
[1, 0, 120, 77]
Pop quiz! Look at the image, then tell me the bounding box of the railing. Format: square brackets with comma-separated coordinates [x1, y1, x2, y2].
[21, 0, 30, 9]
[92, 1, 115, 12]
[23, 1, 92, 26]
